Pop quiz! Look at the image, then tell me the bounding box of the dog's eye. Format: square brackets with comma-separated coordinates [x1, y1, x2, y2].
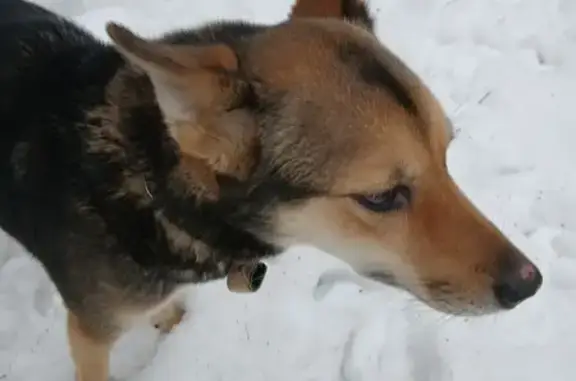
[353, 185, 411, 213]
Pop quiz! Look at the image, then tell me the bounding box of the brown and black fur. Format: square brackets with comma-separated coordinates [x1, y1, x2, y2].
[0, 0, 543, 380]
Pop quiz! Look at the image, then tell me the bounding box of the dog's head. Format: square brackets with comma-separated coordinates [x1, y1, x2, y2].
[107, 0, 542, 315]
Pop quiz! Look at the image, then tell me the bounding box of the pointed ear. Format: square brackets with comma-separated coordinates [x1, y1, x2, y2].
[289, 0, 374, 31]
[106, 22, 239, 113]
[106, 22, 258, 200]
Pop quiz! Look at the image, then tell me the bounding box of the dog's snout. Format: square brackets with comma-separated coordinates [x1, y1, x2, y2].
[493, 255, 543, 309]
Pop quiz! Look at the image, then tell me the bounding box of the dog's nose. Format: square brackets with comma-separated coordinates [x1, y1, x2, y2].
[493, 258, 543, 309]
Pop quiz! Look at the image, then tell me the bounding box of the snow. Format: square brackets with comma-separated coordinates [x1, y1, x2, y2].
[1, 0, 576, 379]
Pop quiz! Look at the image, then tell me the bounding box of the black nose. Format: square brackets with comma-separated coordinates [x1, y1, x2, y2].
[493, 259, 543, 309]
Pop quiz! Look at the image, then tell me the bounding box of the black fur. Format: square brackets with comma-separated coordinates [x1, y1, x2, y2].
[338, 41, 417, 115]
[341, 0, 375, 30]
[0, 0, 297, 315]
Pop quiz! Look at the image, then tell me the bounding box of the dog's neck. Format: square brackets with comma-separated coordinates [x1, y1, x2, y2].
[86, 60, 280, 283]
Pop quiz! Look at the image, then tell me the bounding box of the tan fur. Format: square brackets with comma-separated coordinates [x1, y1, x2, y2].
[290, 0, 346, 19]
[257, 18, 509, 313]
[61, 0, 540, 378]
[243, 0, 536, 315]
[102, 0, 538, 316]
[172, 108, 258, 183]
[151, 302, 187, 333]
[106, 23, 258, 200]
[67, 312, 115, 381]
[66, 285, 191, 380]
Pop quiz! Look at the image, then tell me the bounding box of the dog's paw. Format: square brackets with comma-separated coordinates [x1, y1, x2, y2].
[151, 304, 186, 334]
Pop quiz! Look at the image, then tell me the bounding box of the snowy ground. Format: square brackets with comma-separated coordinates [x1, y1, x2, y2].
[1, 0, 576, 380]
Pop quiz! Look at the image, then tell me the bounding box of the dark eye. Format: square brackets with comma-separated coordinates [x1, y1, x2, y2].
[353, 185, 411, 213]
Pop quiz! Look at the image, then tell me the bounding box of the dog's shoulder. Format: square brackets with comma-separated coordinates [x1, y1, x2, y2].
[0, 2, 124, 243]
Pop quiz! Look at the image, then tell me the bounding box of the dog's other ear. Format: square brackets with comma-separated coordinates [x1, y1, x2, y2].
[106, 22, 258, 200]
[289, 0, 374, 31]
[105, 22, 238, 115]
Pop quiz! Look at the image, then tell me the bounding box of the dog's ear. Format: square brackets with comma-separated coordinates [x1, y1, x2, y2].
[106, 22, 258, 200]
[289, 0, 374, 31]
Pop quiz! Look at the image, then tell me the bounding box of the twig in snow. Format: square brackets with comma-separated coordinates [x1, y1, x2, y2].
[477, 91, 492, 105]
[339, 331, 357, 381]
[244, 323, 251, 341]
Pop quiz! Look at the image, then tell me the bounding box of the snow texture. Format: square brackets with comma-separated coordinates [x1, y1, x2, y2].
[1, 0, 575, 380]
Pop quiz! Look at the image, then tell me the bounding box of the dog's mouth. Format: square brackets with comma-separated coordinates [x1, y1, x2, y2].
[314, 269, 504, 316]
[364, 271, 505, 316]
[364, 270, 400, 288]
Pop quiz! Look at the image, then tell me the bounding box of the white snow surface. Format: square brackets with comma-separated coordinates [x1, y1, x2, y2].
[1, 0, 576, 380]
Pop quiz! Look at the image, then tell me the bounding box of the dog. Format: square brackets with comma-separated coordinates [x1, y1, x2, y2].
[0, 0, 543, 380]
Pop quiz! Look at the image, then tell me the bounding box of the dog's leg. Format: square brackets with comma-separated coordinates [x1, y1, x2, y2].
[152, 302, 186, 334]
[67, 311, 118, 381]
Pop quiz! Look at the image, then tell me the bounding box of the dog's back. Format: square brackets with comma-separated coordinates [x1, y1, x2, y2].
[0, 0, 98, 111]
[0, 0, 122, 250]
[0, 0, 54, 22]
